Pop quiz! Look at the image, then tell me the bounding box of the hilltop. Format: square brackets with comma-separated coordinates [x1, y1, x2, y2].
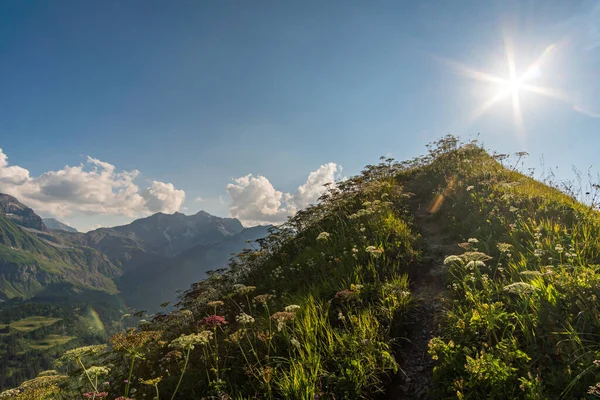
[3, 136, 600, 399]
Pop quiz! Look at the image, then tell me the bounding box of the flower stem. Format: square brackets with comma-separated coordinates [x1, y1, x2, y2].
[125, 356, 136, 397]
[170, 347, 191, 400]
[77, 357, 98, 393]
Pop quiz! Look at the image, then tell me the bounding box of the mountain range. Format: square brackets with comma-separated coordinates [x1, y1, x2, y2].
[0, 193, 269, 311]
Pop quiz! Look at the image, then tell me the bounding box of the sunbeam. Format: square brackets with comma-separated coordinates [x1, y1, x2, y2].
[439, 40, 566, 135]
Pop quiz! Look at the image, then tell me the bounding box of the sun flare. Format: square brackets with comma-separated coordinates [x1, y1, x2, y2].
[438, 40, 567, 136]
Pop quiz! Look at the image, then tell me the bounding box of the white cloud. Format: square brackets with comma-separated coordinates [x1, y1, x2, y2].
[0, 147, 186, 218]
[194, 197, 205, 202]
[227, 163, 341, 226]
[141, 181, 186, 214]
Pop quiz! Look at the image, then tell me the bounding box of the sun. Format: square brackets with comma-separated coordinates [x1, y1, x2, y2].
[438, 40, 567, 136]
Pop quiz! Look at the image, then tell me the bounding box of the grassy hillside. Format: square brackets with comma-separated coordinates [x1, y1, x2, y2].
[5, 136, 600, 399]
[0, 214, 121, 300]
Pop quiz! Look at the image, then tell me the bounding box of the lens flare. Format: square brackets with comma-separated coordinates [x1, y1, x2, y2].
[437, 41, 568, 136]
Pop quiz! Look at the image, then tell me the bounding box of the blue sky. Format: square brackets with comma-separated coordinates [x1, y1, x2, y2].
[1, 0, 599, 231]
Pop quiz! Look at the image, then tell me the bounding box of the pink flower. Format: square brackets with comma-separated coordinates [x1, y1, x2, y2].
[200, 315, 228, 328]
[83, 393, 108, 399]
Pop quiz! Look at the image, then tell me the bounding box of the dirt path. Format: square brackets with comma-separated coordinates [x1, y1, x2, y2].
[385, 210, 457, 399]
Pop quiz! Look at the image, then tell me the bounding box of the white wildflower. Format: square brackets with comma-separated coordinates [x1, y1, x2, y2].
[284, 305, 301, 313]
[317, 232, 331, 241]
[235, 313, 255, 325]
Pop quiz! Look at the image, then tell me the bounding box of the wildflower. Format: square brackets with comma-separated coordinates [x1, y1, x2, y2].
[200, 315, 228, 328]
[114, 397, 132, 400]
[228, 329, 246, 343]
[161, 350, 182, 362]
[466, 260, 486, 270]
[271, 311, 296, 331]
[83, 393, 108, 399]
[352, 246, 359, 253]
[284, 304, 301, 312]
[86, 366, 110, 377]
[466, 185, 474, 191]
[503, 282, 537, 295]
[253, 294, 274, 304]
[290, 337, 301, 348]
[233, 284, 256, 295]
[317, 232, 331, 241]
[497, 243, 512, 253]
[365, 246, 384, 257]
[338, 311, 346, 321]
[110, 329, 162, 355]
[443, 255, 462, 265]
[169, 331, 213, 350]
[139, 376, 163, 386]
[467, 238, 479, 244]
[256, 330, 273, 342]
[207, 300, 225, 308]
[335, 289, 357, 301]
[61, 345, 107, 362]
[534, 249, 543, 257]
[235, 313, 255, 325]
[554, 244, 564, 253]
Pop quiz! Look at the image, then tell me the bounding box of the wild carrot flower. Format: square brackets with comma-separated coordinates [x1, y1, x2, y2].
[253, 294, 274, 304]
[169, 331, 213, 350]
[271, 311, 296, 331]
[466, 185, 474, 191]
[233, 284, 256, 295]
[497, 243, 512, 253]
[235, 313, 255, 325]
[207, 300, 225, 308]
[467, 238, 479, 244]
[365, 246, 384, 257]
[139, 376, 163, 385]
[284, 304, 301, 312]
[317, 232, 331, 241]
[503, 282, 537, 295]
[61, 345, 106, 362]
[228, 329, 246, 343]
[86, 366, 110, 377]
[444, 256, 463, 265]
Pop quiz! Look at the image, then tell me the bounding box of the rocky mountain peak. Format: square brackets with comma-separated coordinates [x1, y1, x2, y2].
[0, 193, 46, 231]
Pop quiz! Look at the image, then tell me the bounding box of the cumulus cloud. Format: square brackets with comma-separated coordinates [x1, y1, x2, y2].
[227, 163, 341, 226]
[194, 197, 204, 202]
[141, 181, 186, 214]
[0, 147, 185, 218]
